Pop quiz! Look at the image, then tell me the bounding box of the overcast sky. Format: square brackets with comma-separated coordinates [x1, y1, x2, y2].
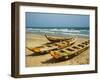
[26, 12, 89, 28]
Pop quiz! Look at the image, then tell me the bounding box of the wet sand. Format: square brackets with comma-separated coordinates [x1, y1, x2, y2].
[25, 32, 89, 67]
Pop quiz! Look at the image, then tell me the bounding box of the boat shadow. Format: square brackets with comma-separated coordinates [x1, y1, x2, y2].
[42, 58, 67, 64]
[26, 52, 47, 56]
[42, 54, 76, 64]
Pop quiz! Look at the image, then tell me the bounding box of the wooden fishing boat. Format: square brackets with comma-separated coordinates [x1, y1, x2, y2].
[50, 40, 89, 59]
[26, 38, 76, 54]
[45, 34, 73, 42]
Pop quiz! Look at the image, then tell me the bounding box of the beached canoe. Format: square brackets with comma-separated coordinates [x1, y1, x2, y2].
[26, 38, 76, 54]
[49, 40, 89, 59]
[45, 34, 73, 42]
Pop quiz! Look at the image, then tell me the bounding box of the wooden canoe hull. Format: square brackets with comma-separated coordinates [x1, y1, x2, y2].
[26, 38, 76, 54]
[45, 34, 73, 42]
[49, 40, 89, 59]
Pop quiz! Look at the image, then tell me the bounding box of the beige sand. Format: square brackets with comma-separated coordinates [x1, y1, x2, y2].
[25, 32, 89, 67]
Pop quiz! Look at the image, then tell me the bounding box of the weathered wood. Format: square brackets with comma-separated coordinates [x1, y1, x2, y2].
[26, 38, 76, 54]
[49, 40, 89, 59]
[45, 34, 73, 42]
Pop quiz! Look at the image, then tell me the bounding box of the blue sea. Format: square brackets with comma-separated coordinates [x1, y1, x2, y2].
[26, 27, 89, 38]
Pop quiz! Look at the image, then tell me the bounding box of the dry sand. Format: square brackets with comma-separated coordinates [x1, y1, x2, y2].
[25, 32, 89, 67]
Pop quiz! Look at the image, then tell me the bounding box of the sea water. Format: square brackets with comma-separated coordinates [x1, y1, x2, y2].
[26, 27, 89, 38]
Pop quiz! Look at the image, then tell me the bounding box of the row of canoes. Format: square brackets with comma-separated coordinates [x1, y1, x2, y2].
[26, 35, 89, 59]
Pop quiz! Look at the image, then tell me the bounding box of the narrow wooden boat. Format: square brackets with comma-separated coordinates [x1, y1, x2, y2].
[49, 40, 89, 59]
[26, 38, 76, 54]
[45, 34, 73, 42]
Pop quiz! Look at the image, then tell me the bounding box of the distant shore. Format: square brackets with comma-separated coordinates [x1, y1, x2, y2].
[25, 32, 89, 67]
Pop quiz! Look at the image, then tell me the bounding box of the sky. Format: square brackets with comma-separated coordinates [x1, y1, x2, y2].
[26, 12, 89, 28]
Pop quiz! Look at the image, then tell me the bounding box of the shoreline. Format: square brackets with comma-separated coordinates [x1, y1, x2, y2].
[26, 32, 89, 38]
[25, 32, 89, 67]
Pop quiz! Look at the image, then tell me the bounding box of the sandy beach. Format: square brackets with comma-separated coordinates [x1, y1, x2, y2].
[25, 32, 89, 67]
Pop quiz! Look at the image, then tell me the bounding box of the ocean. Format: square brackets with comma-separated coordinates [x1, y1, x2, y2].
[26, 27, 89, 38]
